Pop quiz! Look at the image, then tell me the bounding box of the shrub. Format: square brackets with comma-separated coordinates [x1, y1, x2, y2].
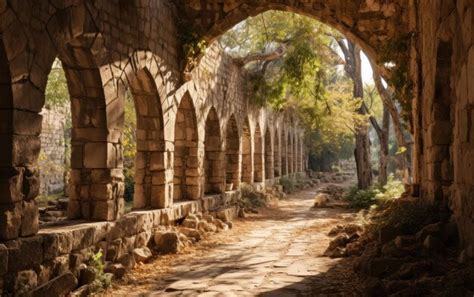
[344, 175, 406, 209]
[239, 183, 266, 208]
[374, 175, 405, 203]
[344, 186, 378, 209]
[280, 176, 296, 193]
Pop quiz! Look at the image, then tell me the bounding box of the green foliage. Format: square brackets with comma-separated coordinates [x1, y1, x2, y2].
[280, 176, 296, 194]
[344, 175, 405, 209]
[220, 11, 367, 165]
[123, 92, 136, 203]
[87, 249, 113, 293]
[378, 32, 415, 125]
[179, 26, 208, 74]
[374, 175, 405, 203]
[344, 186, 378, 209]
[45, 60, 70, 110]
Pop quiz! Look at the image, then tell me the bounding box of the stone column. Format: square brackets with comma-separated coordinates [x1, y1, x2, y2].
[0, 37, 41, 240]
[67, 67, 124, 221]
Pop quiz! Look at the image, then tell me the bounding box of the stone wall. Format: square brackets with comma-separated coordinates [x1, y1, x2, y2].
[415, 0, 474, 247]
[0, 191, 240, 295]
[39, 107, 68, 196]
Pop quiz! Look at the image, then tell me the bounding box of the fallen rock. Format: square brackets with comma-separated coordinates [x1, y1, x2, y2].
[118, 253, 136, 270]
[312, 193, 331, 208]
[182, 218, 198, 229]
[423, 235, 445, 253]
[132, 247, 152, 263]
[328, 225, 344, 237]
[31, 272, 77, 297]
[179, 227, 202, 241]
[215, 219, 229, 231]
[416, 223, 442, 242]
[79, 266, 96, 286]
[104, 263, 126, 279]
[70, 285, 90, 297]
[154, 231, 180, 254]
[202, 214, 215, 224]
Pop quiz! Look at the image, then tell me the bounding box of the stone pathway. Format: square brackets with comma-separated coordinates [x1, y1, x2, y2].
[111, 187, 362, 296]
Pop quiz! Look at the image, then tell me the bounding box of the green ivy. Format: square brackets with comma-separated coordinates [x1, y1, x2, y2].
[378, 32, 416, 125]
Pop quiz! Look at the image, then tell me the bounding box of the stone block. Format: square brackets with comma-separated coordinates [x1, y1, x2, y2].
[91, 200, 116, 221]
[150, 152, 165, 171]
[12, 135, 41, 166]
[0, 202, 21, 240]
[83, 143, 107, 169]
[30, 272, 77, 297]
[0, 166, 24, 204]
[6, 235, 43, 271]
[71, 227, 95, 251]
[21, 200, 39, 236]
[90, 183, 113, 200]
[43, 232, 74, 261]
[151, 184, 170, 208]
[0, 244, 7, 276]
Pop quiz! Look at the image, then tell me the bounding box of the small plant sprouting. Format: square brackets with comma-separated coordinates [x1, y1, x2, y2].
[87, 249, 114, 293]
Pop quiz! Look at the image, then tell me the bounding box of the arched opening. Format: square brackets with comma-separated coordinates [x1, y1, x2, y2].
[126, 69, 165, 210]
[274, 129, 281, 177]
[281, 130, 288, 176]
[254, 123, 264, 182]
[204, 107, 224, 194]
[173, 93, 200, 201]
[241, 118, 252, 184]
[288, 133, 293, 174]
[38, 59, 71, 222]
[225, 115, 240, 190]
[264, 127, 273, 180]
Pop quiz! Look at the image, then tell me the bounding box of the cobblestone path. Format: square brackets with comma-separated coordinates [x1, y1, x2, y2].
[111, 187, 362, 296]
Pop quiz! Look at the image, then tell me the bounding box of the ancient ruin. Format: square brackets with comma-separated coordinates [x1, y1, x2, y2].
[1, 0, 474, 295]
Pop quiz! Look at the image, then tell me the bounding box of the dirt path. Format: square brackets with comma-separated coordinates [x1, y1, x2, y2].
[110, 186, 362, 296]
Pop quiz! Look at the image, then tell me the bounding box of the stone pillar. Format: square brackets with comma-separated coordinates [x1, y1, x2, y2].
[67, 67, 124, 221]
[0, 38, 41, 240]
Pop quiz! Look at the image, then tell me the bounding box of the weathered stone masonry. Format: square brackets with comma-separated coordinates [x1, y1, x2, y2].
[0, 0, 306, 293]
[2, 0, 474, 294]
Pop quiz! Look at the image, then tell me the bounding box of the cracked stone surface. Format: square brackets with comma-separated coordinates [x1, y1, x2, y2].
[110, 185, 363, 296]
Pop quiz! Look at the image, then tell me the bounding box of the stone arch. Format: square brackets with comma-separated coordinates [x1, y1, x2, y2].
[274, 126, 281, 177]
[264, 126, 274, 180]
[281, 129, 288, 176]
[204, 107, 224, 194]
[180, 1, 407, 74]
[125, 67, 166, 209]
[225, 115, 240, 189]
[241, 118, 253, 184]
[254, 123, 264, 182]
[173, 93, 200, 201]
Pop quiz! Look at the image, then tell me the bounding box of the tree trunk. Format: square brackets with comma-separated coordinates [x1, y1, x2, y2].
[379, 105, 390, 185]
[371, 61, 412, 184]
[337, 39, 373, 189]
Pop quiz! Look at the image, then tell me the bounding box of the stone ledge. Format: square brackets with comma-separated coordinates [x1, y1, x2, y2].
[0, 191, 241, 294]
